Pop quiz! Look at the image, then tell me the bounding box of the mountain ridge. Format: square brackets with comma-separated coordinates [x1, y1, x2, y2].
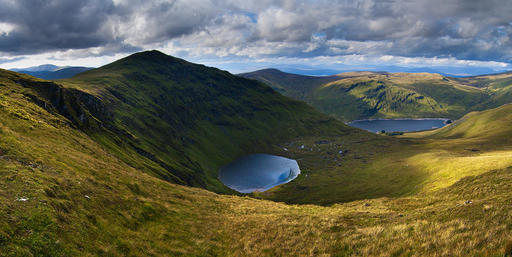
[10, 65, 93, 80]
[10, 64, 62, 72]
[239, 68, 512, 121]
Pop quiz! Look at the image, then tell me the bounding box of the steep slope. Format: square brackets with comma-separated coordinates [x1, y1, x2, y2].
[0, 70, 213, 255]
[240, 70, 489, 121]
[2, 69, 512, 256]
[426, 103, 512, 145]
[58, 51, 352, 193]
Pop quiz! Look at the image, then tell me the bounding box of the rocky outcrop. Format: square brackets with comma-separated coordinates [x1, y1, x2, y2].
[16, 79, 110, 129]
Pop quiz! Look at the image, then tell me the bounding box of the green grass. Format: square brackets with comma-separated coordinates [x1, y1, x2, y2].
[240, 70, 506, 122]
[2, 87, 512, 256]
[2, 53, 512, 256]
[2, 93, 512, 256]
[252, 104, 512, 205]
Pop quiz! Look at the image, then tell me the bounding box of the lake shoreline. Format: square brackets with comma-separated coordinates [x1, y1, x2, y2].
[218, 154, 301, 193]
[347, 118, 452, 133]
[346, 117, 451, 124]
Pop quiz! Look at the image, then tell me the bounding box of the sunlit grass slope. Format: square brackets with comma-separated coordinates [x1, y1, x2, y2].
[58, 51, 352, 193]
[2, 68, 512, 256]
[429, 103, 512, 141]
[397, 104, 512, 192]
[251, 103, 512, 205]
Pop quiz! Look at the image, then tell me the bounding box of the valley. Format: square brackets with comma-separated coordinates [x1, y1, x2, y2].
[240, 69, 512, 122]
[1, 51, 512, 256]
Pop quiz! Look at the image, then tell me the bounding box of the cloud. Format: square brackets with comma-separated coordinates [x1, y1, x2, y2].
[1, 0, 512, 70]
[0, 56, 23, 64]
[0, 0, 119, 53]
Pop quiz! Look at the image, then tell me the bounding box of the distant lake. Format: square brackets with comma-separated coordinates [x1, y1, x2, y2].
[218, 154, 300, 193]
[348, 118, 449, 133]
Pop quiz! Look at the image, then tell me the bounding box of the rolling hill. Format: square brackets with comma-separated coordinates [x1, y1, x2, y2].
[11, 65, 93, 80]
[240, 69, 505, 121]
[2, 52, 512, 256]
[453, 72, 512, 110]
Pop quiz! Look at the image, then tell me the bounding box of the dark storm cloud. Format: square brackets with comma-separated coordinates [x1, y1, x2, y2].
[0, 0, 118, 53]
[317, 0, 512, 61]
[0, 0, 512, 63]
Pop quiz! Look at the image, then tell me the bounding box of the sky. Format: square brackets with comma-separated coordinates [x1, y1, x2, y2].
[0, 0, 512, 76]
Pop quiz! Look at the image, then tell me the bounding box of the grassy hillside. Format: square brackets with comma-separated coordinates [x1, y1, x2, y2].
[240, 70, 492, 121]
[57, 51, 353, 193]
[1, 69, 512, 256]
[422, 103, 512, 144]
[454, 72, 512, 110]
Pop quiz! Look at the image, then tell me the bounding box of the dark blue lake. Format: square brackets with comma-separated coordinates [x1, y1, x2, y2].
[218, 154, 301, 193]
[348, 119, 449, 133]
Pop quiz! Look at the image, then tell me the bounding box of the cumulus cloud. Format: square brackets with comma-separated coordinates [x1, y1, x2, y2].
[1, 0, 512, 71]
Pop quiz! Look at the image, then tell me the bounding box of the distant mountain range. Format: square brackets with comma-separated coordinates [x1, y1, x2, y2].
[245, 64, 509, 77]
[10, 64, 93, 79]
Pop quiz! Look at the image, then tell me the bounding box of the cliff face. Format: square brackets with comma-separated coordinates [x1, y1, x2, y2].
[15, 78, 110, 129]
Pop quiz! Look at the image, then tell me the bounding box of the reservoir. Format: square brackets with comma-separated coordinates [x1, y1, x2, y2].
[348, 118, 449, 133]
[218, 154, 301, 193]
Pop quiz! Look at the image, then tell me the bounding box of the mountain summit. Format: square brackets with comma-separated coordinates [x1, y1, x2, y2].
[63, 50, 350, 192]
